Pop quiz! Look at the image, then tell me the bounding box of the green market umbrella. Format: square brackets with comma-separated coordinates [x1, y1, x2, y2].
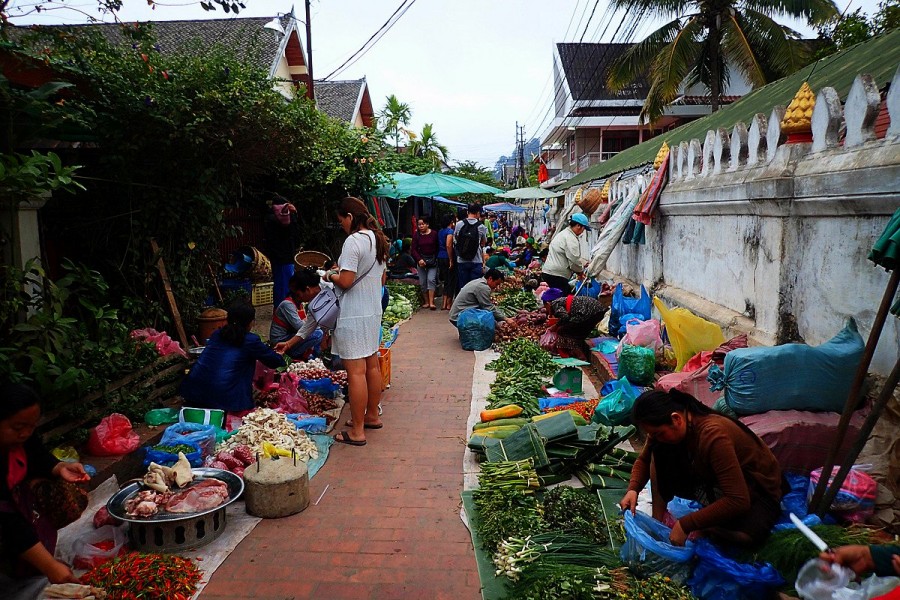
[869, 208, 900, 272]
[369, 172, 418, 198]
[496, 186, 563, 200]
[372, 172, 502, 199]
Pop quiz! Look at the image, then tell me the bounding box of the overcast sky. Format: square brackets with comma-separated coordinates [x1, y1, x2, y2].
[9, 0, 881, 169]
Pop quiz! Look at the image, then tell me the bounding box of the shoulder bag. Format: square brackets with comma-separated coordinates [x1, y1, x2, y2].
[308, 234, 377, 330]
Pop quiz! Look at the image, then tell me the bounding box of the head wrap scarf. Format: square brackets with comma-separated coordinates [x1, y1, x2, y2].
[541, 288, 565, 304]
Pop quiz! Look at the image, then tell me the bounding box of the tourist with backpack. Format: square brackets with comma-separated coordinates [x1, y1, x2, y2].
[453, 203, 488, 288]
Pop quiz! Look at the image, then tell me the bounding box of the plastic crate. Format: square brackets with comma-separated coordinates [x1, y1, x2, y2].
[251, 282, 274, 306]
[378, 347, 391, 390]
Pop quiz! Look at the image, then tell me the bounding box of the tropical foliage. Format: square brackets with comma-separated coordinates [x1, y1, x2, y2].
[606, 0, 839, 123]
[815, 0, 900, 59]
[409, 123, 449, 167]
[378, 94, 412, 152]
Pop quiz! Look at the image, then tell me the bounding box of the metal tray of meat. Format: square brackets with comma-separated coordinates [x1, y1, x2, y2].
[107, 467, 244, 523]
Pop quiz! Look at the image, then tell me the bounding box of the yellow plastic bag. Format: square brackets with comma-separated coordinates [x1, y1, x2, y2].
[261, 441, 292, 458]
[654, 297, 725, 372]
[52, 446, 80, 462]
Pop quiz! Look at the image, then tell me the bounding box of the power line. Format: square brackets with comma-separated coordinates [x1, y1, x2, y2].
[321, 0, 417, 81]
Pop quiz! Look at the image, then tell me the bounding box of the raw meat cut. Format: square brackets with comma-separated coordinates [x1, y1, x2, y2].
[123, 490, 171, 518]
[164, 479, 229, 513]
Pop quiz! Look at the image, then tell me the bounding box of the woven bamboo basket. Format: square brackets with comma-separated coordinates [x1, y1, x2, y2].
[239, 246, 272, 283]
[294, 250, 332, 270]
[576, 187, 604, 216]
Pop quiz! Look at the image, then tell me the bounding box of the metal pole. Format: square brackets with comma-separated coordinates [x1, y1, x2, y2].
[809, 267, 900, 513]
[305, 0, 315, 101]
[816, 357, 900, 518]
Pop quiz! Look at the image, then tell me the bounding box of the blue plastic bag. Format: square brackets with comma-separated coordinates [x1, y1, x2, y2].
[621, 510, 695, 583]
[689, 539, 784, 600]
[610, 284, 651, 338]
[594, 376, 638, 426]
[668, 496, 702, 520]
[286, 414, 328, 434]
[575, 278, 603, 299]
[298, 378, 340, 398]
[539, 397, 586, 410]
[160, 422, 217, 458]
[457, 308, 496, 351]
[143, 441, 203, 468]
[708, 319, 864, 415]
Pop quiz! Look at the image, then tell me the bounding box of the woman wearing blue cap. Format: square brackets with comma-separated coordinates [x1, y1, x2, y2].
[541, 213, 590, 292]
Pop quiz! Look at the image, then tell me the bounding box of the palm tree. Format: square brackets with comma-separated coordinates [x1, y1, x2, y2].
[606, 0, 838, 123]
[377, 94, 412, 153]
[409, 123, 449, 168]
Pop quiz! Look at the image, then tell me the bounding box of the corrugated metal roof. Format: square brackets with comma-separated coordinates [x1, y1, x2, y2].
[558, 29, 900, 190]
[557, 43, 650, 102]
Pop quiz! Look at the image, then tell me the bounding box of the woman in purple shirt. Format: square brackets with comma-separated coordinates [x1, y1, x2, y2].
[411, 215, 440, 310]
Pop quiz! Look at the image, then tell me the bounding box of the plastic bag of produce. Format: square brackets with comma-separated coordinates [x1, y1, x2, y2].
[689, 539, 784, 600]
[275, 372, 309, 414]
[73, 525, 128, 570]
[609, 284, 651, 338]
[539, 328, 559, 352]
[618, 344, 656, 385]
[621, 510, 695, 584]
[86, 413, 141, 456]
[298, 377, 340, 398]
[160, 422, 216, 458]
[654, 298, 725, 372]
[143, 441, 202, 468]
[622, 318, 663, 351]
[593, 377, 638, 426]
[144, 407, 180, 426]
[808, 465, 877, 522]
[457, 308, 496, 351]
[708, 319, 864, 415]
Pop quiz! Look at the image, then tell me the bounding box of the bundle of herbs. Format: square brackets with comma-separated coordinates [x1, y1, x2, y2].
[494, 532, 621, 581]
[542, 486, 611, 545]
[742, 524, 880, 586]
[506, 564, 629, 600]
[497, 290, 540, 316]
[487, 338, 558, 376]
[473, 460, 543, 552]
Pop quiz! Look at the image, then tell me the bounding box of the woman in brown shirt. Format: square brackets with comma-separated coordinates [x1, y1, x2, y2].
[619, 389, 784, 547]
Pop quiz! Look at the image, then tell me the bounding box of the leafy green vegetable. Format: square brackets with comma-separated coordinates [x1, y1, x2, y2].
[542, 486, 610, 545]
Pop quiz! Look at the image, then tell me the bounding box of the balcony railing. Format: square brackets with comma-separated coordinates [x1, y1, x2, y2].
[577, 151, 618, 172]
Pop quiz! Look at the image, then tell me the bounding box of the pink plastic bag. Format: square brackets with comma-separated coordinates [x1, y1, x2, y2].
[130, 328, 187, 358]
[86, 413, 141, 456]
[253, 361, 278, 391]
[808, 465, 877, 522]
[621, 318, 663, 351]
[275, 373, 309, 414]
[73, 525, 128, 569]
[540, 329, 559, 352]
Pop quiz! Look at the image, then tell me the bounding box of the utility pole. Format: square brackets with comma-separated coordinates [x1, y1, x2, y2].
[305, 0, 315, 101]
[516, 124, 528, 189]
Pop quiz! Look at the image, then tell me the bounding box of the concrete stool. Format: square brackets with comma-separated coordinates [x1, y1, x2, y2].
[243, 456, 309, 518]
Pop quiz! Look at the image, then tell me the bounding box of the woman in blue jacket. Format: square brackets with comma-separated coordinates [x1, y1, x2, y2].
[179, 303, 285, 412]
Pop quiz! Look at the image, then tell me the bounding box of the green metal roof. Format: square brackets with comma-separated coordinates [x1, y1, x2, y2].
[558, 29, 900, 190]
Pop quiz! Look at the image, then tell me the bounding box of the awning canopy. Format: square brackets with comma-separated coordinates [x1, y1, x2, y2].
[483, 202, 526, 213]
[368, 172, 503, 199]
[495, 186, 562, 200]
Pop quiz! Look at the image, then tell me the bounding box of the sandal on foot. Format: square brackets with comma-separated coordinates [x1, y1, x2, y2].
[344, 420, 383, 429]
[334, 431, 366, 446]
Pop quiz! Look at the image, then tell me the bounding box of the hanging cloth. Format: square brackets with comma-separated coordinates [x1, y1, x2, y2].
[633, 154, 670, 225]
[538, 163, 549, 183]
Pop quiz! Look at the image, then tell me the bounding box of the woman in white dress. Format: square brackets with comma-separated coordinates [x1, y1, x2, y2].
[324, 197, 388, 446]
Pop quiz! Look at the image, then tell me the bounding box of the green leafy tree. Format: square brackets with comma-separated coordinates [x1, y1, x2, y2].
[815, 0, 900, 59]
[408, 123, 448, 168]
[606, 0, 838, 123]
[873, 0, 900, 33]
[450, 160, 498, 186]
[377, 94, 412, 153]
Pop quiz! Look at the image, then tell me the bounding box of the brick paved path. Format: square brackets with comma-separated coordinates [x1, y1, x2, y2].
[202, 309, 482, 600]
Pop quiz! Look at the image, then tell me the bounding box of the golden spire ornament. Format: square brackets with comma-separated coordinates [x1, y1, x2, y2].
[600, 178, 611, 203]
[780, 82, 815, 144]
[653, 141, 670, 169]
